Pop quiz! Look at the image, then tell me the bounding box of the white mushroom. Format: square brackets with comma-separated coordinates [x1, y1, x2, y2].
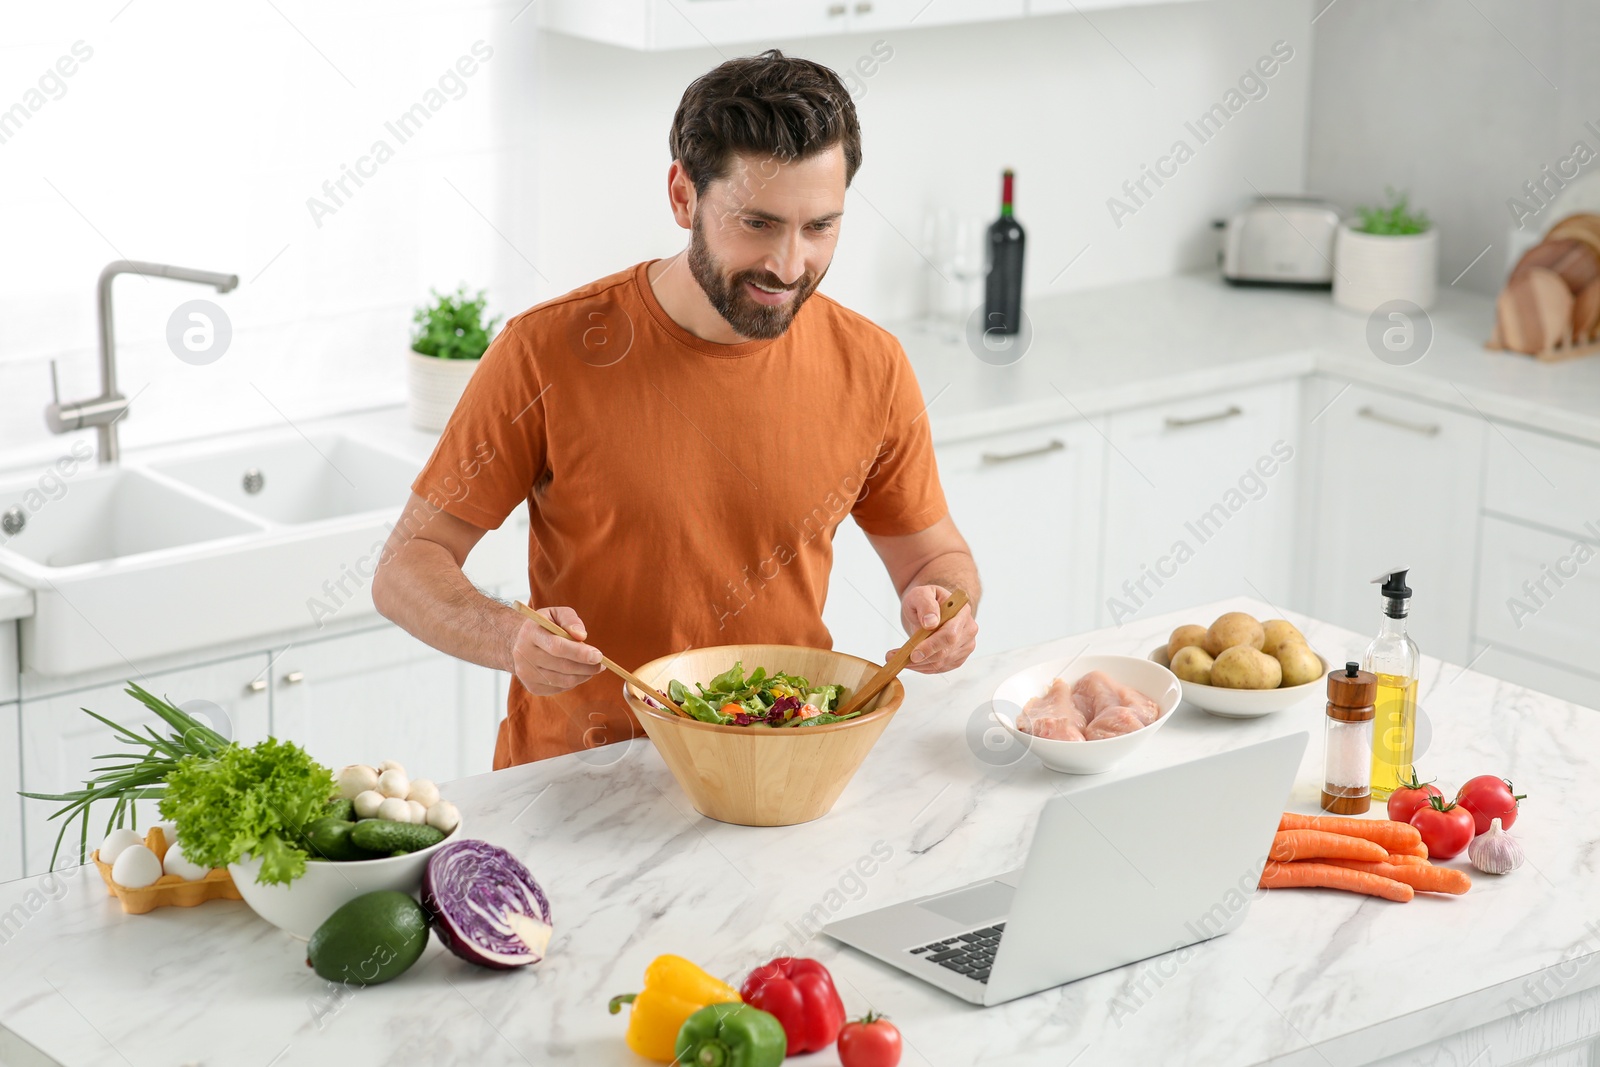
[405, 779, 441, 808]
[406, 800, 428, 825]
[376, 769, 410, 800]
[335, 765, 380, 800]
[378, 760, 407, 775]
[425, 800, 460, 834]
[353, 790, 385, 819]
[376, 796, 412, 823]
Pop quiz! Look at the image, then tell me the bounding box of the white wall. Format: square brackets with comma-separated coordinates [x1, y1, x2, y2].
[0, 0, 1310, 472]
[532, 0, 1312, 321]
[1306, 0, 1600, 296]
[0, 0, 538, 471]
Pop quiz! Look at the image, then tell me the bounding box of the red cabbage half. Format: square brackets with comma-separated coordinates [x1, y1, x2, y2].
[422, 840, 553, 969]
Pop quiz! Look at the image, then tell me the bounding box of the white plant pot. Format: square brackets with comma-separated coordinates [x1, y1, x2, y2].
[1333, 224, 1439, 313]
[407, 350, 480, 432]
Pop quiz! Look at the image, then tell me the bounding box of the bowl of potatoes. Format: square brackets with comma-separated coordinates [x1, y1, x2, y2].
[1148, 612, 1327, 718]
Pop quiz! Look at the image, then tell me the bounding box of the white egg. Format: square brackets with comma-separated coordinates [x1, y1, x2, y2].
[425, 800, 460, 834]
[110, 844, 163, 889]
[378, 759, 406, 775]
[376, 769, 410, 799]
[405, 800, 427, 824]
[153, 821, 179, 845]
[405, 779, 440, 808]
[161, 841, 209, 881]
[376, 797, 412, 823]
[353, 789, 385, 819]
[99, 827, 144, 865]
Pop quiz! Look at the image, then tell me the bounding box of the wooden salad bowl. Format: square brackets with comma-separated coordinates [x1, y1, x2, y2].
[621, 645, 905, 827]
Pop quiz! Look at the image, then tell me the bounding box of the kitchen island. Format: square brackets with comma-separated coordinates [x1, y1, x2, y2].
[1, 599, 1597, 1067]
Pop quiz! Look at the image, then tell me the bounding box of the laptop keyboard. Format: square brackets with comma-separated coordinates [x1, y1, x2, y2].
[907, 922, 1004, 983]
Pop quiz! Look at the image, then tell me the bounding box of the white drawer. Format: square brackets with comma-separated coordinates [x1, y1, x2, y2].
[1474, 515, 1600, 676]
[1484, 423, 1600, 538]
[0, 620, 15, 704]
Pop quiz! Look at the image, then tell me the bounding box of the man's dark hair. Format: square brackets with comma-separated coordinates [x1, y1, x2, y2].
[669, 49, 862, 195]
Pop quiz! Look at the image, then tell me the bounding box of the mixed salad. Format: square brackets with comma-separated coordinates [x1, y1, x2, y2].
[663, 662, 855, 728]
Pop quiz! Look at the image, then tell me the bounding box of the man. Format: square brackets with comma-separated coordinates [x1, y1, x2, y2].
[373, 49, 981, 768]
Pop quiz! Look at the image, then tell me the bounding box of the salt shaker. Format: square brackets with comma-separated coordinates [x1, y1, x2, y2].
[1321, 660, 1377, 814]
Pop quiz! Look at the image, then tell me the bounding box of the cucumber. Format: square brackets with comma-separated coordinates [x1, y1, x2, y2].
[350, 818, 445, 855]
[325, 797, 356, 822]
[307, 891, 428, 985]
[304, 816, 381, 862]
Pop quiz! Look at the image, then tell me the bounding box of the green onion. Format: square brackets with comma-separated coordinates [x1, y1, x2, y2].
[18, 682, 230, 869]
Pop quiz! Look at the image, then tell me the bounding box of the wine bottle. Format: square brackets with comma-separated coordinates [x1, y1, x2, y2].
[984, 169, 1025, 335]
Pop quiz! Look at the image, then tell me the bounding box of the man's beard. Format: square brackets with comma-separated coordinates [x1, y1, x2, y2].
[686, 211, 822, 340]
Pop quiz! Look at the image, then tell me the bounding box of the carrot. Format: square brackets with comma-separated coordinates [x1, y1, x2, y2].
[1403, 842, 1429, 859]
[1278, 812, 1422, 852]
[1258, 861, 1413, 902]
[1319, 859, 1471, 895]
[1271, 829, 1390, 864]
[1385, 853, 1430, 867]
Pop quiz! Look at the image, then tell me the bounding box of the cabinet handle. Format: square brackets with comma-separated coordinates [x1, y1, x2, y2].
[1358, 406, 1439, 437]
[855, 1, 873, 11]
[245, 678, 266, 693]
[1164, 405, 1242, 430]
[827, 2, 846, 14]
[282, 670, 305, 685]
[980, 439, 1065, 465]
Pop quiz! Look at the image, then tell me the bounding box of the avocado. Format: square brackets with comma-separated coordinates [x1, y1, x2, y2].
[307, 891, 429, 985]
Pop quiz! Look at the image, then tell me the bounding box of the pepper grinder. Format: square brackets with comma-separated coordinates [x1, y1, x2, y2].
[1321, 661, 1378, 814]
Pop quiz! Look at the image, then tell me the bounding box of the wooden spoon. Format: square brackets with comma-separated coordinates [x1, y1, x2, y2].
[836, 588, 970, 718]
[511, 601, 687, 717]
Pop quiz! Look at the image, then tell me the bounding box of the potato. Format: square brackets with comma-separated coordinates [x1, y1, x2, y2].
[1166, 624, 1209, 661]
[1261, 619, 1306, 658]
[1204, 612, 1264, 656]
[1275, 641, 1323, 687]
[1170, 645, 1215, 685]
[1210, 646, 1282, 690]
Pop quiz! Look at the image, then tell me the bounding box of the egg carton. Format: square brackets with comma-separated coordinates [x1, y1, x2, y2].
[91, 826, 242, 915]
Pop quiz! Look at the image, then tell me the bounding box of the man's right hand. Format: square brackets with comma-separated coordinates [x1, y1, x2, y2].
[512, 606, 604, 695]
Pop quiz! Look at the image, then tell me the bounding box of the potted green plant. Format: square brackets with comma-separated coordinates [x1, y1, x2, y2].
[408, 285, 502, 431]
[1334, 188, 1438, 312]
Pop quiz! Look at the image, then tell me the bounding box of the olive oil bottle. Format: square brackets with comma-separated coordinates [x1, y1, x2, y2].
[1363, 570, 1420, 800]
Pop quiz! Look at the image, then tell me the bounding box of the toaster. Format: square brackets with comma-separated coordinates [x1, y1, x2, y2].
[1219, 196, 1340, 287]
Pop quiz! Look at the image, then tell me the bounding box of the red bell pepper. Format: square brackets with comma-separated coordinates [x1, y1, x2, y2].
[739, 957, 846, 1056]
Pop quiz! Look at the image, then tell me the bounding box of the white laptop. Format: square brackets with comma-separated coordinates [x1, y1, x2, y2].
[823, 732, 1308, 1006]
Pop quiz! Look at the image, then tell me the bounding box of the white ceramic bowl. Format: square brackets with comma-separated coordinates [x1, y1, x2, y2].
[228, 822, 461, 940]
[991, 654, 1182, 775]
[1149, 645, 1328, 718]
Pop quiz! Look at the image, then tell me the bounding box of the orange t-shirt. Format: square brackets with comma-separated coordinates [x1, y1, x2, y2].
[412, 261, 947, 768]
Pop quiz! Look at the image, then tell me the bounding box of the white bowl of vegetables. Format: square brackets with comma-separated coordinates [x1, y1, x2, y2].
[225, 760, 463, 941]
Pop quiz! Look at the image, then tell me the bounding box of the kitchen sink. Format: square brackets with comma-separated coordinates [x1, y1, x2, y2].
[149, 433, 417, 525]
[0, 467, 262, 570]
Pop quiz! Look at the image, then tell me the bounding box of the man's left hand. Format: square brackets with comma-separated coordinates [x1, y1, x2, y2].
[891, 583, 978, 674]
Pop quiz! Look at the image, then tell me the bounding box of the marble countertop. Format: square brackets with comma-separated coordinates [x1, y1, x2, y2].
[898, 273, 1600, 447]
[0, 598, 1593, 1067]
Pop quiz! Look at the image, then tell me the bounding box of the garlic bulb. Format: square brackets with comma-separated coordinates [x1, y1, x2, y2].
[1468, 817, 1524, 875]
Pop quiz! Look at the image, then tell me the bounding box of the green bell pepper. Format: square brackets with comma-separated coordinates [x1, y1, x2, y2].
[674, 1002, 787, 1067]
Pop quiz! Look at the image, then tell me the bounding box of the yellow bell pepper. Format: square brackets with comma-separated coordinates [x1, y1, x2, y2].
[608, 954, 743, 1062]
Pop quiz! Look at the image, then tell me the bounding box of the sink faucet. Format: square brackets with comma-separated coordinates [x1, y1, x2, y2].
[46, 260, 239, 464]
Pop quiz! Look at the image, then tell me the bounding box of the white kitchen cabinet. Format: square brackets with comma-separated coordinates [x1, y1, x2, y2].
[0, 621, 16, 704]
[269, 625, 498, 788]
[542, 0, 1026, 50]
[1483, 422, 1600, 538]
[822, 517, 904, 663]
[1474, 516, 1600, 705]
[1302, 379, 1485, 666]
[1027, 0, 1204, 13]
[1469, 640, 1600, 714]
[1098, 380, 1301, 628]
[18, 653, 271, 876]
[0, 701, 19, 883]
[941, 419, 1104, 654]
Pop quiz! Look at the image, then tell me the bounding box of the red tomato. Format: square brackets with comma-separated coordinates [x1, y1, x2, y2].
[1386, 771, 1443, 825]
[1456, 775, 1524, 835]
[1409, 796, 1476, 860]
[838, 1012, 902, 1067]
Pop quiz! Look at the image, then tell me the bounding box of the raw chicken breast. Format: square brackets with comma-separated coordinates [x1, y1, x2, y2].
[1111, 680, 1162, 725]
[1070, 671, 1121, 720]
[1016, 677, 1088, 740]
[1083, 705, 1147, 739]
